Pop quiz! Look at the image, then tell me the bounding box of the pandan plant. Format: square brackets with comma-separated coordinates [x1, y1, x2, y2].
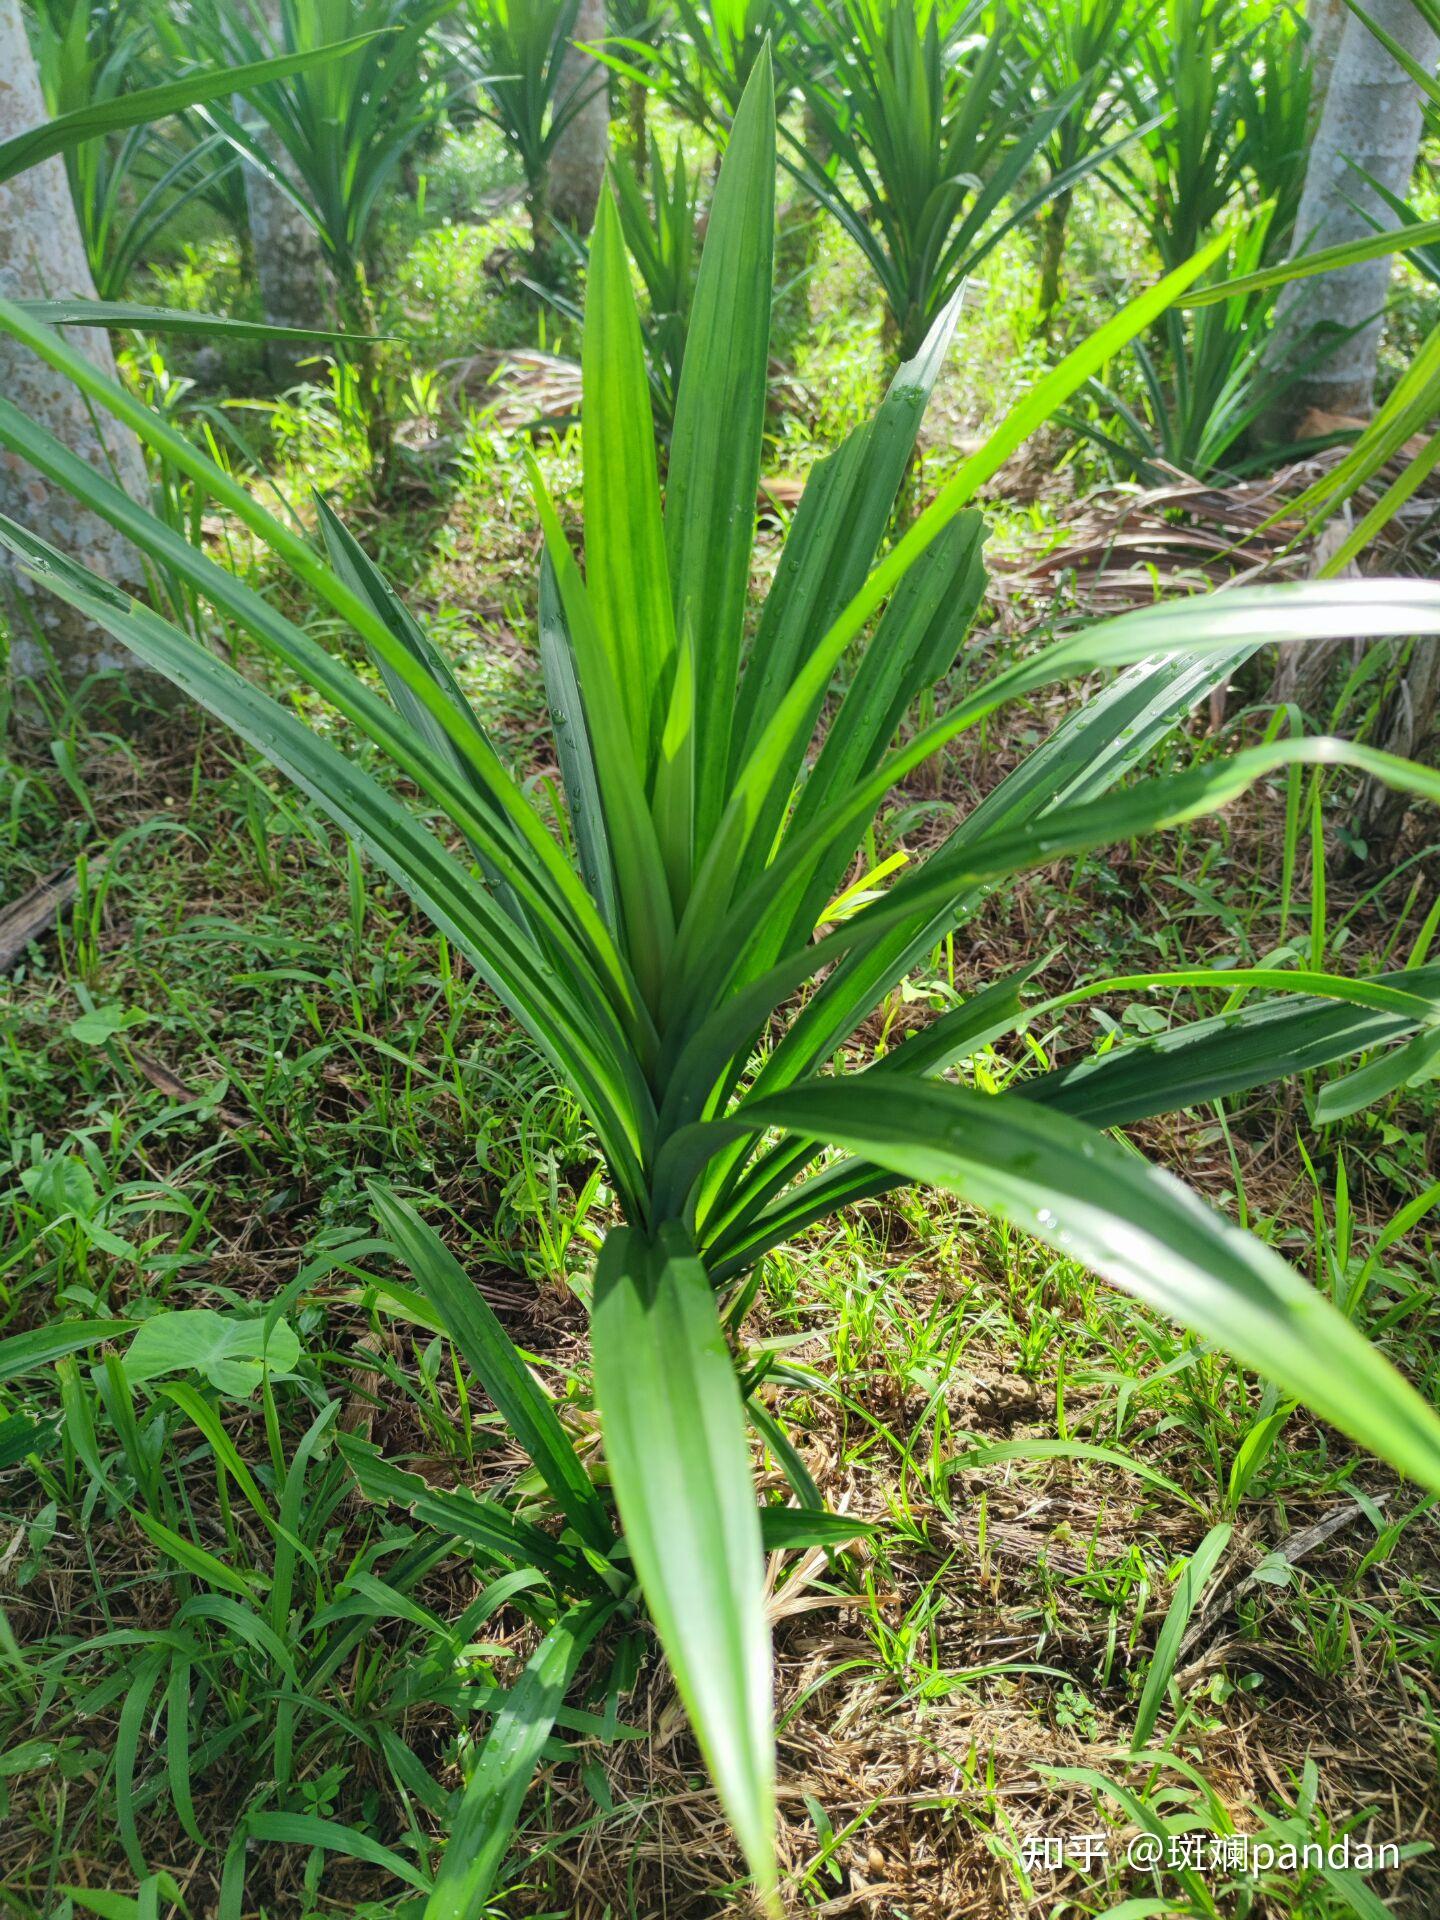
[5, 52, 1440, 1909]
[187, 0, 456, 474]
[1011, 0, 1148, 318]
[607, 0, 783, 131]
[462, 0, 611, 265]
[774, 0, 1110, 362]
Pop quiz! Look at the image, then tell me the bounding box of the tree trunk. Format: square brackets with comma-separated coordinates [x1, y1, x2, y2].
[1262, 0, 1438, 443]
[1306, 0, 1348, 124]
[1037, 187, 1073, 319]
[0, 0, 167, 730]
[625, 76, 647, 171]
[547, 0, 609, 240]
[237, 0, 336, 385]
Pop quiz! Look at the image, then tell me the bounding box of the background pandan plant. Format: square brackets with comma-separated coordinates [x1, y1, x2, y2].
[1010, 0, 1148, 319]
[189, 0, 455, 468]
[774, 0, 1109, 361]
[6, 51, 1440, 1907]
[29, 0, 244, 300]
[462, 0, 612, 264]
[1109, 0, 1316, 284]
[196, 0, 454, 304]
[1062, 208, 1345, 484]
[606, 0, 783, 130]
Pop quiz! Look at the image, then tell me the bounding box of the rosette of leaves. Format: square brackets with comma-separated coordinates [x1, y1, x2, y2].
[3, 52, 1440, 1909]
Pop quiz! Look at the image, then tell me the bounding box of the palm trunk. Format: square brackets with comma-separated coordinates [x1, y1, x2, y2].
[529, 163, 555, 269]
[236, 0, 336, 386]
[1306, 0, 1349, 123]
[0, 0, 170, 730]
[346, 269, 393, 494]
[1262, 0, 1439, 442]
[547, 0, 610, 241]
[1037, 186, 1073, 319]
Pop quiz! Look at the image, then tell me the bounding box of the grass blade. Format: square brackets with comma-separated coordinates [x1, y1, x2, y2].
[1131, 1523, 1233, 1750]
[425, 1601, 615, 1919]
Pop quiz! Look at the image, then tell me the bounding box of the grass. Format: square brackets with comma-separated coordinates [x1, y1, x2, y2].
[2, 98, 1440, 1920]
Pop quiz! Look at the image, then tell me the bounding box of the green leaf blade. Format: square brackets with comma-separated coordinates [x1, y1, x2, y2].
[425, 1602, 614, 1920]
[592, 1224, 776, 1905]
[664, 47, 776, 855]
[740, 1079, 1440, 1497]
[369, 1183, 616, 1561]
[582, 184, 677, 783]
[0, 37, 384, 185]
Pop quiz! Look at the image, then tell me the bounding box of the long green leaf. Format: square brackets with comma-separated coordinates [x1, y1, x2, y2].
[18, 301, 375, 345]
[729, 648, 1250, 1132]
[729, 287, 967, 787]
[247, 1812, 430, 1894]
[659, 733, 1440, 1151]
[1184, 216, 1440, 306]
[0, 38, 383, 185]
[0, 404, 631, 1028]
[312, 492, 538, 936]
[1025, 965, 1440, 1126]
[369, 1183, 616, 1560]
[735, 1078, 1440, 1495]
[528, 461, 676, 1006]
[591, 1223, 776, 1906]
[665, 46, 775, 854]
[537, 553, 622, 936]
[582, 183, 676, 778]
[705, 964, 1440, 1282]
